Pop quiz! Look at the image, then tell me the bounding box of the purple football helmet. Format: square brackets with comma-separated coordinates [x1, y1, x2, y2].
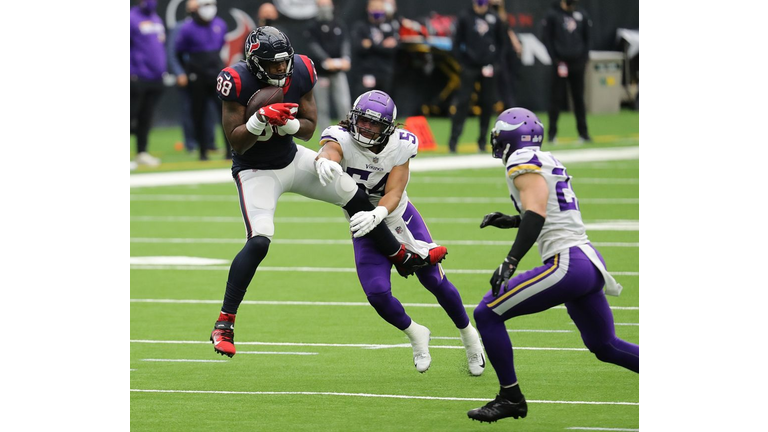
[491, 107, 544, 163]
[347, 90, 397, 147]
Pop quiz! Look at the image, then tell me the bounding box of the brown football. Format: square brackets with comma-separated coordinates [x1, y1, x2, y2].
[245, 86, 284, 120]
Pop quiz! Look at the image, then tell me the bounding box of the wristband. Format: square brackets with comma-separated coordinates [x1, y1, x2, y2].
[280, 118, 300, 135]
[245, 113, 266, 136]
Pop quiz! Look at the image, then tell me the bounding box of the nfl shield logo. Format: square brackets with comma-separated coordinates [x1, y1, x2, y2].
[395, 226, 403, 234]
[372, 157, 379, 163]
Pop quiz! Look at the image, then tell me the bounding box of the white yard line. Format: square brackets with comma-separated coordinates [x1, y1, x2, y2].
[128, 264, 640, 276]
[131, 339, 590, 351]
[130, 194, 638, 205]
[567, 428, 639, 431]
[129, 388, 638, 406]
[131, 215, 639, 232]
[141, 359, 228, 363]
[130, 298, 639, 311]
[130, 237, 639, 245]
[130, 147, 639, 188]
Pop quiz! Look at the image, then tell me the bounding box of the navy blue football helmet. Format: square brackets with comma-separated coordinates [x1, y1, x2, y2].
[244, 26, 294, 87]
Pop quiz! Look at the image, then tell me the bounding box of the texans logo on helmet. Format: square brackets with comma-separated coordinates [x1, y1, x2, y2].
[250, 40, 261, 52]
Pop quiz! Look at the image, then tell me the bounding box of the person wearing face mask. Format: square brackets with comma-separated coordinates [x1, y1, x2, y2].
[542, 0, 593, 144]
[448, 0, 507, 154]
[174, 0, 229, 161]
[257, 2, 279, 28]
[350, 0, 400, 100]
[167, 0, 219, 155]
[130, 0, 166, 168]
[303, 0, 352, 130]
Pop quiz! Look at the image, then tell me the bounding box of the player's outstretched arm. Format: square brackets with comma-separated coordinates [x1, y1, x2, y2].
[489, 173, 548, 296]
[315, 140, 344, 186]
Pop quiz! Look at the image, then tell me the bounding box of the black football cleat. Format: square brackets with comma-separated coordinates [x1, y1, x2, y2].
[389, 245, 428, 278]
[467, 395, 528, 423]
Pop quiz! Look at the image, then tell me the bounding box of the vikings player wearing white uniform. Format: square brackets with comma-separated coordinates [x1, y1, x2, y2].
[313, 90, 486, 375]
[467, 108, 639, 423]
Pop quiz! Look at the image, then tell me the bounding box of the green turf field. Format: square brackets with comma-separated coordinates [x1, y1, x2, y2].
[130, 118, 639, 430]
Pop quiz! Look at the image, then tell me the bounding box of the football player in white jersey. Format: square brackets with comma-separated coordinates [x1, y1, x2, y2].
[313, 90, 486, 375]
[466, 108, 639, 423]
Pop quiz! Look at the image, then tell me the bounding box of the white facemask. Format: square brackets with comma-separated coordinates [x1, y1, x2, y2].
[198, 5, 217, 22]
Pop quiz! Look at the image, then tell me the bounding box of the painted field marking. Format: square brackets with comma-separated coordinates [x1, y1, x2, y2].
[128, 264, 640, 277]
[237, 351, 318, 356]
[567, 428, 639, 431]
[129, 147, 639, 188]
[131, 216, 639, 233]
[412, 176, 638, 185]
[129, 389, 638, 406]
[130, 194, 638, 205]
[141, 359, 227, 363]
[129, 298, 639, 311]
[130, 236, 639, 245]
[130, 339, 590, 352]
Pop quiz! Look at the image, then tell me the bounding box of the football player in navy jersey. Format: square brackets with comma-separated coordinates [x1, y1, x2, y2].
[466, 108, 638, 423]
[209, 27, 434, 358]
[314, 91, 485, 375]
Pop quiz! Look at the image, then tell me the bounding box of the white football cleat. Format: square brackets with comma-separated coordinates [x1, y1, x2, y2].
[404, 321, 431, 373]
[135, 152, 161, 167]
[460, 323, 486, 376]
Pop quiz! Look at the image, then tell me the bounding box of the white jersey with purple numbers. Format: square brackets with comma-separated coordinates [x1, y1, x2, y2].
[320, 125, 419, 222]
[505, 147, 590, 261]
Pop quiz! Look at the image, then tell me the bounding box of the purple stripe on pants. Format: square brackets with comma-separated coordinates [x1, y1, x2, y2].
[473, 245, 639, 386]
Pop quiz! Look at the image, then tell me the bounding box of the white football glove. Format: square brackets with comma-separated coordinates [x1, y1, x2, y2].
[315, 157, 343, 186]
[350, 206, 389, 238]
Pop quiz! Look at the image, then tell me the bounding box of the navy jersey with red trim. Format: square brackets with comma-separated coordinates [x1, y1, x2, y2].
[217, 54, 317, 173]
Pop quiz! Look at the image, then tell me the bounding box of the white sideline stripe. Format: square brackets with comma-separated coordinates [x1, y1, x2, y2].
[238, 351, 318, 356]
[129, 147, 639, 188]
[567, 428, 639, 431]
[128, 264, 640, 276]
[131, 216, 640, 232]
[130, 194, 639, 205]
[415, 176, 639, 185]
[142, 359, 228, 363]
[129, 389, 638, 406]
[131, 237, 639, 245]
[130, 339, 588, 351]
[129, 298, 639, 311]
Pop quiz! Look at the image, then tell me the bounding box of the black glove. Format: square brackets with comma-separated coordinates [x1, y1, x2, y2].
[490, 256, 519, 297]
[480, 212, 522, 229]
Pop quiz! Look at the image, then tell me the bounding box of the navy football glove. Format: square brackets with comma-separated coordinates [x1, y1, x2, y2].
[490, 256, 519, 297]
[480, 212, 522, 229]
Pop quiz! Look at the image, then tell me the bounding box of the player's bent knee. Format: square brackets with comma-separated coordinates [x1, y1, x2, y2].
[243, 235, 271, 258]
[335, 174, 358, 205]
[589, 339, 619, 363]
[473, 303, 500, 328]
[366, 290, 394, 308]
